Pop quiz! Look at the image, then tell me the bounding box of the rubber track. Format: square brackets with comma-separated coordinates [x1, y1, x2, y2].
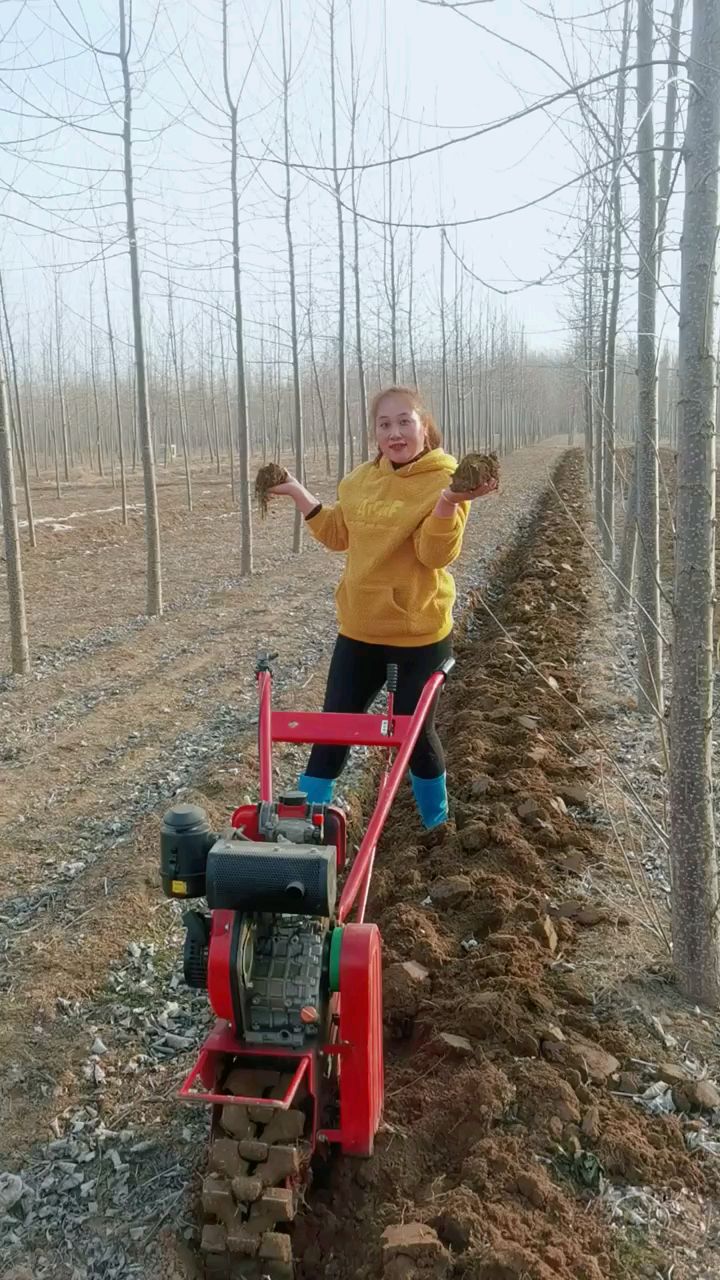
[200, 1066, 310, 1280]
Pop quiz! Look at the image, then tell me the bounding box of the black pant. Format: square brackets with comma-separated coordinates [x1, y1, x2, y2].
[306, 634, 452, 781]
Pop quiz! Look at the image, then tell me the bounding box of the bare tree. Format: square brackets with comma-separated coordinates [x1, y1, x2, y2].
[616, 0, 684, 609]
[601, 0, 631, 562]
[166, 269, 193, 512]
[0, 273, 35, 547]
[118, 0, 162, 614]
[669, 0, 720, 1004]
[440, 231, 452, 450]
[223, 0, 253, 574]
[329, 0, 348, 480]
[207, 310, 221, 476]
[581, 197, 595, 489]
[307, 286, 332, 476]
[595, 183, 611, 537]
[348, 9, 368, 460]
[656, 0, 685, 270]
[101, 236, 128, 525]
[280, 0, 304, 553]
[635, 0, 663, 716]
[407, 221, 419, 390]
[0, 367, 30, 675]
[217, 307, 236, 502]
[382, 4, 400, 383]
[53, 275, 71, 483]
[88, 284, 104, 479]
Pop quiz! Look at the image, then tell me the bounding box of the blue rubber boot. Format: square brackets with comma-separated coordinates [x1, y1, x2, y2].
[297, 774, 336, 806]
[410, 772, 449, 830]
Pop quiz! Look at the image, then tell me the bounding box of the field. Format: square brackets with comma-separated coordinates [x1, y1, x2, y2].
[2, 440, 720, 1280]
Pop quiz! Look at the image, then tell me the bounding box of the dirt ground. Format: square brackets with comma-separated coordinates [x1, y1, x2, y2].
[3, 441, 720, 1280]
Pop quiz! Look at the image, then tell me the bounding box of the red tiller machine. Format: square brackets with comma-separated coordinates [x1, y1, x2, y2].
[160, 652, 453, 1276]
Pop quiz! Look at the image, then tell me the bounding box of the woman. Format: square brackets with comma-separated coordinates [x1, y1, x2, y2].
[269, 385, 497, 834]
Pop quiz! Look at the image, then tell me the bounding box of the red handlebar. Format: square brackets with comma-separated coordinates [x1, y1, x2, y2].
[255, 662, 450, 923]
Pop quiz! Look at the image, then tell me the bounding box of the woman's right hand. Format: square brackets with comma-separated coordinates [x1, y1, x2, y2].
[269, 475, 321, 517]
[268, 475, 300, 498]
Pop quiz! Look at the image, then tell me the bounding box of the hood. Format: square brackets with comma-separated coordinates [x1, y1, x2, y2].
[378, 447, 458, 478]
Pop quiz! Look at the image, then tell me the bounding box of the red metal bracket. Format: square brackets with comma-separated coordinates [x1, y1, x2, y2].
[177, 1024, 311, 1110]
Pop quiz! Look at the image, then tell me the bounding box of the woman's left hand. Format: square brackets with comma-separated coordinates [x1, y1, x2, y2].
[439, 477, 499, 505]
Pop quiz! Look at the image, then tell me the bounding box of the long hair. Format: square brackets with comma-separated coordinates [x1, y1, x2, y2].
[370, 385, 442, 464]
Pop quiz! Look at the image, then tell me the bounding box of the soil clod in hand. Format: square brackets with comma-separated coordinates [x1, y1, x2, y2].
[450, 452, 500, 493]
[255, 462, 289, 517]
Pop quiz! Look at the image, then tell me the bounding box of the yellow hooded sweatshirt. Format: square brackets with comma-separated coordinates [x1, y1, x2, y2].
[306, 448, 469, 647]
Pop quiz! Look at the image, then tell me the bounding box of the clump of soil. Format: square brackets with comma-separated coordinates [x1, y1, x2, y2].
[450, 451, 499, 492]
[254, 461, 289, 516]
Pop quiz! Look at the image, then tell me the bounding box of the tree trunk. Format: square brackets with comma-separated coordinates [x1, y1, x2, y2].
[54, 277, 71, 483]
[636, 0, 663, 716]
[408, 224, 419, 390]
[309, 307, 331, 476]
[208, 311, 221, 475]
[222, 0, 252, 572]
[619, 0, 683, 595]
[348, 13, 368, 461]
[329, 0, 347, 481]
[440, 232, 451, 450]
[595, 196, 611, 534]
[0, 272, 35, 547]
[453, 254, 463, 455]
[119, 0, 162, 614]
[0, 369, 30, 674]
[669, 0, 720, 1005]
[383, 15, 397, 383]
[583, 229, 594, 487]
[656, 0, 685, 272]
[602, 0, 631, 562]
[101, 237, 128, 525]
[280, 0, 304, 552]
[218, 310, 236, 503]
[260, 328, 269, 465]
[615, 446, 639, 609]
[88, 285, 104, 479]
[166, 276, 193, 512]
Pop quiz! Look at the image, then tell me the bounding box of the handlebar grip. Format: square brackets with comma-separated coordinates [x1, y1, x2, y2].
[386, 663, 399, 693]
[256, 651, 279, 674]
[435, 657, 456, 680]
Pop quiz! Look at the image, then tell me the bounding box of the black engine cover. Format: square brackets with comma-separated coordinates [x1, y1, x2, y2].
[205, 837, 337, 917]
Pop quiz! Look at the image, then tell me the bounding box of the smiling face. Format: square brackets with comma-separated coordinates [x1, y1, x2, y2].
[375, 392, 427, 465]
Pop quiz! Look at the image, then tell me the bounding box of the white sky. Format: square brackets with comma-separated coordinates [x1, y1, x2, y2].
[0, 0, 683, 368]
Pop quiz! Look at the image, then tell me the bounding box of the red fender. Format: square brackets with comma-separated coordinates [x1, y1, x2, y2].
[338, 922, 384, 1156]
[207, 909, 235, 1024]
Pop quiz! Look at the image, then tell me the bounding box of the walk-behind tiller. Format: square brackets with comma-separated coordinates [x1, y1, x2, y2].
[159, 652, 454, 1279]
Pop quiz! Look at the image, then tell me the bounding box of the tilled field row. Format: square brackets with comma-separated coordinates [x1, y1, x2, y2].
[289, 451, 715, 1280]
